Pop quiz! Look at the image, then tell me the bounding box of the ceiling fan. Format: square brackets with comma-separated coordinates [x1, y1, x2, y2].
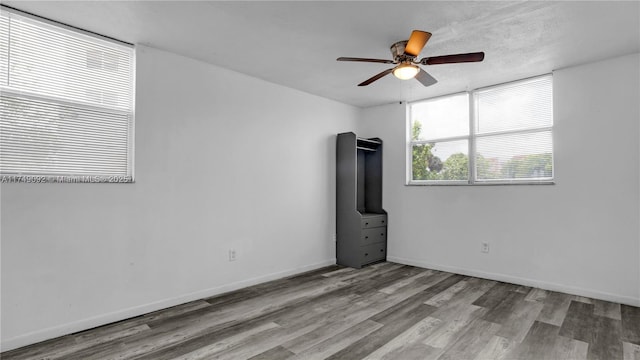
[337, 30, 485, 86]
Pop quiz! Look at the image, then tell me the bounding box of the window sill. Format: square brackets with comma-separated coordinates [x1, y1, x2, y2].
[406, 180, 555, 186]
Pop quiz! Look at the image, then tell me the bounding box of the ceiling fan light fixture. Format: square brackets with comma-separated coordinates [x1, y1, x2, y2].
[393, 63, 419, 80]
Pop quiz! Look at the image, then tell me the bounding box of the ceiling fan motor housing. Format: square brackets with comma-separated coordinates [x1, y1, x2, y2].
[390, 40, 413, 62]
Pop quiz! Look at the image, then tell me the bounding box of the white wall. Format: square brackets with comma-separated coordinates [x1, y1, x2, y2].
[0, 45, 359, 351]
[359, 53, 640, 307]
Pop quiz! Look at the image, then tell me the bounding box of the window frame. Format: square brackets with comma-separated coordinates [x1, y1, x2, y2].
[407, 74, 554, 186]
[0, 5, 136, 183]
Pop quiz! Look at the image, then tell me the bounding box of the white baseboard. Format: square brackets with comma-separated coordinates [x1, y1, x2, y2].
[0, 259, 336, 352]
[387, 256, 640, 307]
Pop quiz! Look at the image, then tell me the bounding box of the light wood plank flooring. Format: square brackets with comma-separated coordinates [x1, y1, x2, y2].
[2, 262, 639, 360]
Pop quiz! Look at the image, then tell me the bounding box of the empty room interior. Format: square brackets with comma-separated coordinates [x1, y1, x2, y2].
[1, 1, 639, 359]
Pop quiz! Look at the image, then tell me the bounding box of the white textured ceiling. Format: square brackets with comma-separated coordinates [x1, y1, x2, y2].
[4, 1, 640, 107]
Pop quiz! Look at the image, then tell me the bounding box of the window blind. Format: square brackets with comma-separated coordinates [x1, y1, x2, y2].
[474, 76, 553, 181]
[0, 7, 134, 182]
[476, 76, 553, 134]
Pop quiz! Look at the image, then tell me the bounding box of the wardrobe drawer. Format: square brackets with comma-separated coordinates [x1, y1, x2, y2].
[361, 215, 387, 229]
[361, 242, 386, 264]
[361, 227, 386, 246]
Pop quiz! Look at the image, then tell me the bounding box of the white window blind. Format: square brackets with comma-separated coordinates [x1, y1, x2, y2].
[474, 76, 553, 182]
[0, 7, 135, 182]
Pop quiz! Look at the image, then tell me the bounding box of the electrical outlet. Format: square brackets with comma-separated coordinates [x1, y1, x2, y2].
[481, 242, 490, 253]
[228, 249, 237, 261]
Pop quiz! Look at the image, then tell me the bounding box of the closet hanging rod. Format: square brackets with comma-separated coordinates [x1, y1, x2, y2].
[356, 146, 377, 151]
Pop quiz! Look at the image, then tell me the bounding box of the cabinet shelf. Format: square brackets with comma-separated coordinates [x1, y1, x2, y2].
[357, 137, 381, 144]
[356, 138, 380, 151]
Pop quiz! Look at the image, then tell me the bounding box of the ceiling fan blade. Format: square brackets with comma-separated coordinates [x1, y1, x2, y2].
[421, 52, 485, 65]
[404, 30, 432, 57]
[337, 57, 395, 64]
[415, 68, 438, 87]
[358, 68, 394, 86]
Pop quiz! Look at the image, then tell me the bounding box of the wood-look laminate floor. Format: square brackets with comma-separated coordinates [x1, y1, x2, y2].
[3, 262, 640, 360]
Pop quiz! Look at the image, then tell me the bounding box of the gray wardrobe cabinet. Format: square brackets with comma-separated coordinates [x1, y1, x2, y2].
[336, 132, 387, 268]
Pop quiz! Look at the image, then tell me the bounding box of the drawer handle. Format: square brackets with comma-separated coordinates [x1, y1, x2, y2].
[381, 233, 384, 236]
[365, 236, 369, 239]
[380, 249, 384, 252]
[364, 253, 369, 257]
[381, 220, 385, 223]
[365, 222, 369, 226]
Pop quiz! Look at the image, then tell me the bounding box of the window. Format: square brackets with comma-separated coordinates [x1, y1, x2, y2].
[408, 75, 553, 185]
[0, 7, 135, 183]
